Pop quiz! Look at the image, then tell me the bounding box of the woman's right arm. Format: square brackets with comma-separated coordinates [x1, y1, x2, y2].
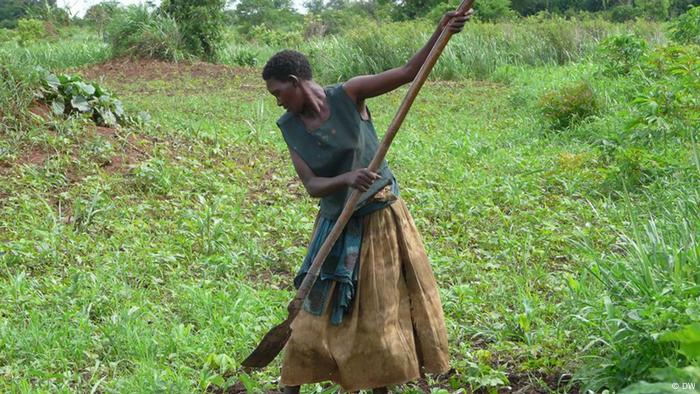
[288, 148, 380, 198]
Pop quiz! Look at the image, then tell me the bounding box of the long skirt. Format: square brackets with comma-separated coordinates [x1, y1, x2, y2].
[280, 198, 450, 391]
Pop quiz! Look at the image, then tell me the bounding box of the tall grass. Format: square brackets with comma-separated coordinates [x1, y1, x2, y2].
[219, 17, 664, 82]
[569, 184, 700, 391]
[105, 5, 189, 62]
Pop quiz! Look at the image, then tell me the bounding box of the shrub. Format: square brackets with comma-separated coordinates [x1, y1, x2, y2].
[609, 4, 643, 22]
[630, 44, 700, 145]
[0, 28, 17, 42]
[636, 0, 671, 20]
[17, 18, 46, 45]
[249, 24, 302, 47]
[161, 0, 227, 61]
[668, 5, 700, 45]
[539, 81, 599, 130]
[106, 5, 188, 61]
[598, 33, 648, 75]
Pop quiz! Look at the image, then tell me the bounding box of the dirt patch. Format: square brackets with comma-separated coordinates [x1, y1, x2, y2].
[86, 125, 154, 175]
[28, 102, 53, 121]
[77, 57, 247, 83]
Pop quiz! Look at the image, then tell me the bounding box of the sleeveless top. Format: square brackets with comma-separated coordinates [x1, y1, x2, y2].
[276, 84, 394, 219]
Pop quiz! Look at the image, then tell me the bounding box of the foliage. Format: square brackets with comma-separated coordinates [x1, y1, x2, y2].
[0, 0, 52, 29]
[249, 24, 302, 47]
[598, 33, 648, 75]
[572, 193, 700, 392]
[232, 0, 302, 36]
[161, 0, 227, 61]
[539, 81, 599, 129]
[0, 27, 17, 42]
[36, 73, 128, 127]
[0, 30, 110, 130]
[84, 1, 121, 39]
[17, 18, 46, 45]
[635, 0, 671, 20]
[629, 44, 700, 146]
[426, 0, 517, 21]
[293, 16, 649, 83]
[105, 5, 187, 62]
[609, 4, 642, 22]
[669, 5, 700, 45]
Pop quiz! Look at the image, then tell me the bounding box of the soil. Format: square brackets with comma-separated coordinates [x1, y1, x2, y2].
[77, 57, 244, 83]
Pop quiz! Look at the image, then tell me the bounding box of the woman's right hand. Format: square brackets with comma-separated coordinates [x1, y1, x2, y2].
[344, 168, 381, 192]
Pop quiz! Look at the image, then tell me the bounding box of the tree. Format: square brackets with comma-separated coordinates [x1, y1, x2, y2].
[84, 1, 120, 38]
[0, 0, 53, 28]
[232, 0, 301, 34]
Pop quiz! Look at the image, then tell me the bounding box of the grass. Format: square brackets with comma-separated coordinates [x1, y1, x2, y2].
[1, 18, 699, 393]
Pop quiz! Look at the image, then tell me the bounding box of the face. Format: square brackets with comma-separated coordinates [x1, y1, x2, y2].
[266, 77, 303, 114]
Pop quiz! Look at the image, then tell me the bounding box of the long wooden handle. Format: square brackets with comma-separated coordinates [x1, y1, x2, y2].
[291, 0, 475, 315]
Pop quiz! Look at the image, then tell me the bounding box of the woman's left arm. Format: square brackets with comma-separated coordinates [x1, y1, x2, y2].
[342, 9, 473, 107]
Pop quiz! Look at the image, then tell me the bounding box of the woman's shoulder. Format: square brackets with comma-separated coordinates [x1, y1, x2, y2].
[325, 83, 357, 112]
[276, 111, 296, 129]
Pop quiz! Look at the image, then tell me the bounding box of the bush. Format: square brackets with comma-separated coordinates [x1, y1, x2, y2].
[609, 4, 643, 22]
[636, 0, 671, 20]
[106, 5, 188, 62]
[669, 5, 700, 45]
[629, 44, 700, 145]
[539, 81, 599, 130]
[17, 18, 46, 45]
[0, 28, 17, 42]
[161, 0, 227, 61]
[249, 24, 302, 47]
[598, 33, 648, 75]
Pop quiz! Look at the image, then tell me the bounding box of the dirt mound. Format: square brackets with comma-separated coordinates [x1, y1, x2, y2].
[77, 58, 246, 82]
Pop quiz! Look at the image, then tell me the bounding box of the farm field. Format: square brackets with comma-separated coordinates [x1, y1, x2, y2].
[1, 4, 699, 393]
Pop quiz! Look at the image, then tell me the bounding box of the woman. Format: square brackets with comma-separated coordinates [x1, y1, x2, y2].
[262, 9, 472, 393]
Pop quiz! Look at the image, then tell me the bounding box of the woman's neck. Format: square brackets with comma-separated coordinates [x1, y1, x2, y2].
[299, 81, 328, 118]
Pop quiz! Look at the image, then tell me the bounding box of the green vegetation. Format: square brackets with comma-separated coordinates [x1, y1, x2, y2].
[1, 2, 699, 393]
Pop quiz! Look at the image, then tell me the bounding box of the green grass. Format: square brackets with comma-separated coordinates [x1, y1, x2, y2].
[1, 20, 698, 393]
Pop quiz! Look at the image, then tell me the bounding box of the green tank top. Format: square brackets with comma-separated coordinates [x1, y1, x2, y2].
[277, 84, 394, 219]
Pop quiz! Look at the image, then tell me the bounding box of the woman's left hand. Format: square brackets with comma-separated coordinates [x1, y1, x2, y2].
[439, 8, 474, 33]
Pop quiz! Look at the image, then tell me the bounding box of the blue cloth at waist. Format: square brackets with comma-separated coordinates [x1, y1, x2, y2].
[293, 180, 399, 325]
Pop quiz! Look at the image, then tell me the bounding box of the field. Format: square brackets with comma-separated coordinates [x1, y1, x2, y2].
[1, 13, 699, 394]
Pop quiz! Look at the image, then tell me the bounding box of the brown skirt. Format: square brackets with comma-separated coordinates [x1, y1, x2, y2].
[280, 198, 450, 391]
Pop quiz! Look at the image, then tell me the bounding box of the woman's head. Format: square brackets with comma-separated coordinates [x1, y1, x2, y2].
[263, 50, 312, 113]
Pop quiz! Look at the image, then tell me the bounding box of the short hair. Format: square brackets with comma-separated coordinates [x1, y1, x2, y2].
[262, 50, 312, 81]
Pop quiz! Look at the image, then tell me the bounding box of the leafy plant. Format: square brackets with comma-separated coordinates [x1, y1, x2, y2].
[629, 44, 700, 145]
[36, 72, 127, 127]
[669, 5, 700, 45]
[448, 343, 509, 393]
[17, 18, 46, 45]
[0, 27, 17, 42]
[539, 81, 599, 130]
[598, 33, 648, 75]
